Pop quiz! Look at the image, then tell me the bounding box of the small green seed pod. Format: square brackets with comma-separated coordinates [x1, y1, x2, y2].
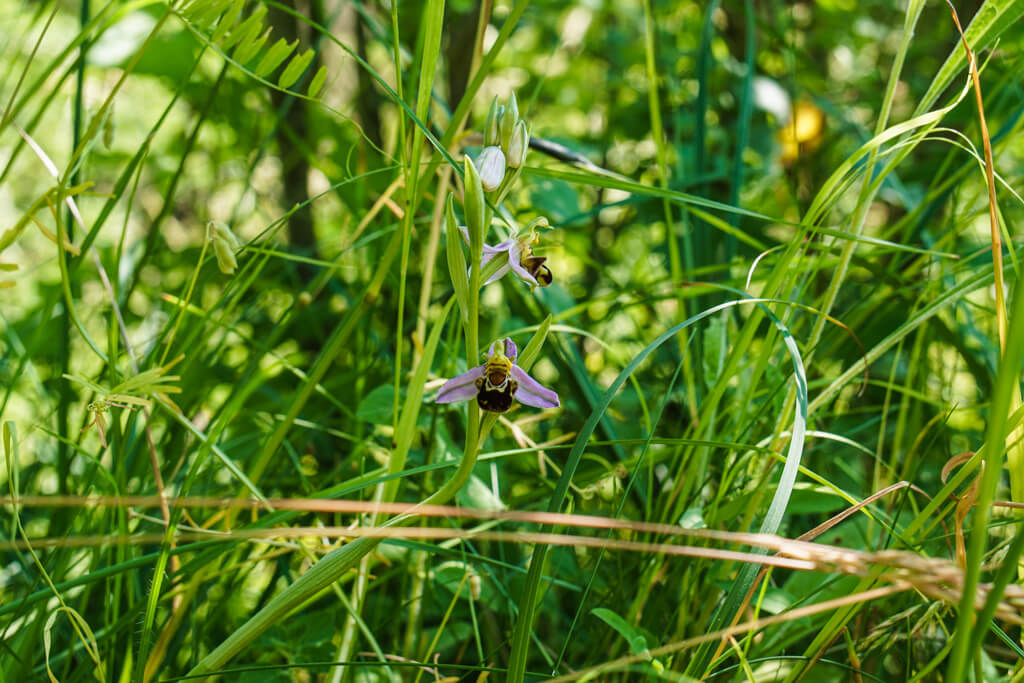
[209, 220, 240, 275]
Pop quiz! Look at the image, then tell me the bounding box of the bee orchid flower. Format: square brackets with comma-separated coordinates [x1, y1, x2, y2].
[458, 223, 553, 288]
[436, 338, 559, 413]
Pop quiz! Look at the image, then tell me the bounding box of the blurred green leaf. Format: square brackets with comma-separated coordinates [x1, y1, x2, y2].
[592, 608, 647, 655]
[357, 385, 396, 425]
[528, 177, 579, 225]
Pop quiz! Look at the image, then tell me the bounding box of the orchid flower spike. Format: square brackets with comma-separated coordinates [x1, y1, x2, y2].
[458, 220, 553, 288]
[436, 338, 559, 413]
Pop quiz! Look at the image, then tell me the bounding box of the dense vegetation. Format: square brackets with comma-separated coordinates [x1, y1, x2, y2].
[3, 0, 1024, 680]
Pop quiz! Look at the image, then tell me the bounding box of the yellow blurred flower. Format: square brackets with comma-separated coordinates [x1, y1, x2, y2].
[777, 101, 825, 164]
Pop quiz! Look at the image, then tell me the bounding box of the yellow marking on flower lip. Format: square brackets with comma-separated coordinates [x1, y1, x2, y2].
[483, 355, 513, 382]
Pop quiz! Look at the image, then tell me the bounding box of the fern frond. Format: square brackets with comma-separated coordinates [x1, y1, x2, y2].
[233, 26, 271, 65]
[278, 48, 313, 89]
[210, 0, 246, 42]
[253, 37, 297, 77]
[174, 0, 326, 96]
[220, 4, 266, 51]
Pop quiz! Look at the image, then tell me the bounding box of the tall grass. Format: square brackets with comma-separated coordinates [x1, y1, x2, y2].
[3, 0, 1024, 681]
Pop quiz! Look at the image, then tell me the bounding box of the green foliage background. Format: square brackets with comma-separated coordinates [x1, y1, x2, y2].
[3, 0, 1024, 680]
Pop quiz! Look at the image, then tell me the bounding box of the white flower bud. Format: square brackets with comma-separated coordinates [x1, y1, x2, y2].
[475, 145, 506, 192]
[507, 120, 528, 168]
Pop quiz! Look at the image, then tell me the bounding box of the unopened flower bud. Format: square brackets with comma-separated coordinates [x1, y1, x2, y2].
[213, 241, 237, 275]
[209, 221, 240, 275]
[484, 97, 501, 147]
[500, 93, 518, 152]
[476, 145, 506, 192]
[507, 120, 529, 168]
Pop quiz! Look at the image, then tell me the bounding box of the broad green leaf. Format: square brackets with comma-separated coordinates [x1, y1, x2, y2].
[457, 472, 505, 511]
[432, 561, 493, 602]
[592, 608, 648, 655]
[356, 385, 396, 425]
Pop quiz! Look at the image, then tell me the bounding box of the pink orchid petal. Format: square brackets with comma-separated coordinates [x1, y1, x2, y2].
[507, 243, 538, 285]
[504, 338, 518, 361]
[436, 365, 485, 403]
[459, 225, 509, 255]
[510, 366, 559, 409]
[467, 240, 514, 284]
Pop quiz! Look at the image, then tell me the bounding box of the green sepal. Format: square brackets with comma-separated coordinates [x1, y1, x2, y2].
[484, 96, 500, 146]
[445, 194, 470, 321]
[500, 92, 518, 152]
[463, 156, 485, 257]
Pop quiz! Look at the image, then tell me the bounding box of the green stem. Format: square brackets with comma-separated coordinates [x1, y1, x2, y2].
[947, 274, 1024, 683]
